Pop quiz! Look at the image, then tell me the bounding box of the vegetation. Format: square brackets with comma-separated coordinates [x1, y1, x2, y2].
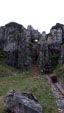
[51, 23, 63, 30]
[9, 30, 20, 35]
[48, 52, 61, 71]
[0, 60, 59, 113]
[54, 64, 64, 85]
[27, 41, 34, 47]
[0, 48, 6, 59]
[48, 53, 61, 61]
[61, 44, 64, 48]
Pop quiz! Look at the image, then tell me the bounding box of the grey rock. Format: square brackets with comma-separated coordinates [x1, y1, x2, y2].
[34, 76, 40, 79]
[4, 90, 43, 113]
[59, 100, 64, 109]
[0, 22, 64, 73]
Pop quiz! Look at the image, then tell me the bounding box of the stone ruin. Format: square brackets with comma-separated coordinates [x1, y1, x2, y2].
[0, 22, 64, 73]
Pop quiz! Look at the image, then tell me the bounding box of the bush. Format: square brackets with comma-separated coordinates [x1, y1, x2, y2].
[0, 48, 6, 59]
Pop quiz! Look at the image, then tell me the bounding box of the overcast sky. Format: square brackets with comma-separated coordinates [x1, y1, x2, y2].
[0, 0, 64, 33]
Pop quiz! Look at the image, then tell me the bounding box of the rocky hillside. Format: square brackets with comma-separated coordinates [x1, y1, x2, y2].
[0, 61, 59, 113]
[0, 22, 64, 73]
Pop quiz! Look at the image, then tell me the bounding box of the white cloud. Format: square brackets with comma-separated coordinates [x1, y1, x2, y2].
[0, 0, 64, 33]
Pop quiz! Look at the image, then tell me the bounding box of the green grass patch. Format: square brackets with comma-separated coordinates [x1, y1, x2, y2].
[0, 75, 59, 113]
[0, 60, 59, 113]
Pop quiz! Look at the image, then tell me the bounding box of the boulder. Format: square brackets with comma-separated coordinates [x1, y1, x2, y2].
[4, 90, 43, 113]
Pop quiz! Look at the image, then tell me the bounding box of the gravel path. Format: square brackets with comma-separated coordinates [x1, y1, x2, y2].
[47, 75, 64, 113]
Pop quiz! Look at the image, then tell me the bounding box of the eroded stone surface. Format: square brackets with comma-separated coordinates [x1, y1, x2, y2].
[0, 22, 64, 72]
[4, 90, 43, 113]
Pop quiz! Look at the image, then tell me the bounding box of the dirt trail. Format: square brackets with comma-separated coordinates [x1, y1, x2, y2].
[0, 95, 3, 100]
[33, 64, 38, 76]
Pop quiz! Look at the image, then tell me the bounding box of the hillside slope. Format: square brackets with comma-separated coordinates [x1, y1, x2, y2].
[0, 61, 59, 113]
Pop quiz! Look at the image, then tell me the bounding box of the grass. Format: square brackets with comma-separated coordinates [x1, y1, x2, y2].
[0, 60, 59, 113]
[54, 64, 64, 85]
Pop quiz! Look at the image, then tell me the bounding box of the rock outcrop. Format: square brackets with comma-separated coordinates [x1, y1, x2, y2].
[1, 22, 32, 70]
[0, 22, 64, 73]
[4, 90, 43, 113]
